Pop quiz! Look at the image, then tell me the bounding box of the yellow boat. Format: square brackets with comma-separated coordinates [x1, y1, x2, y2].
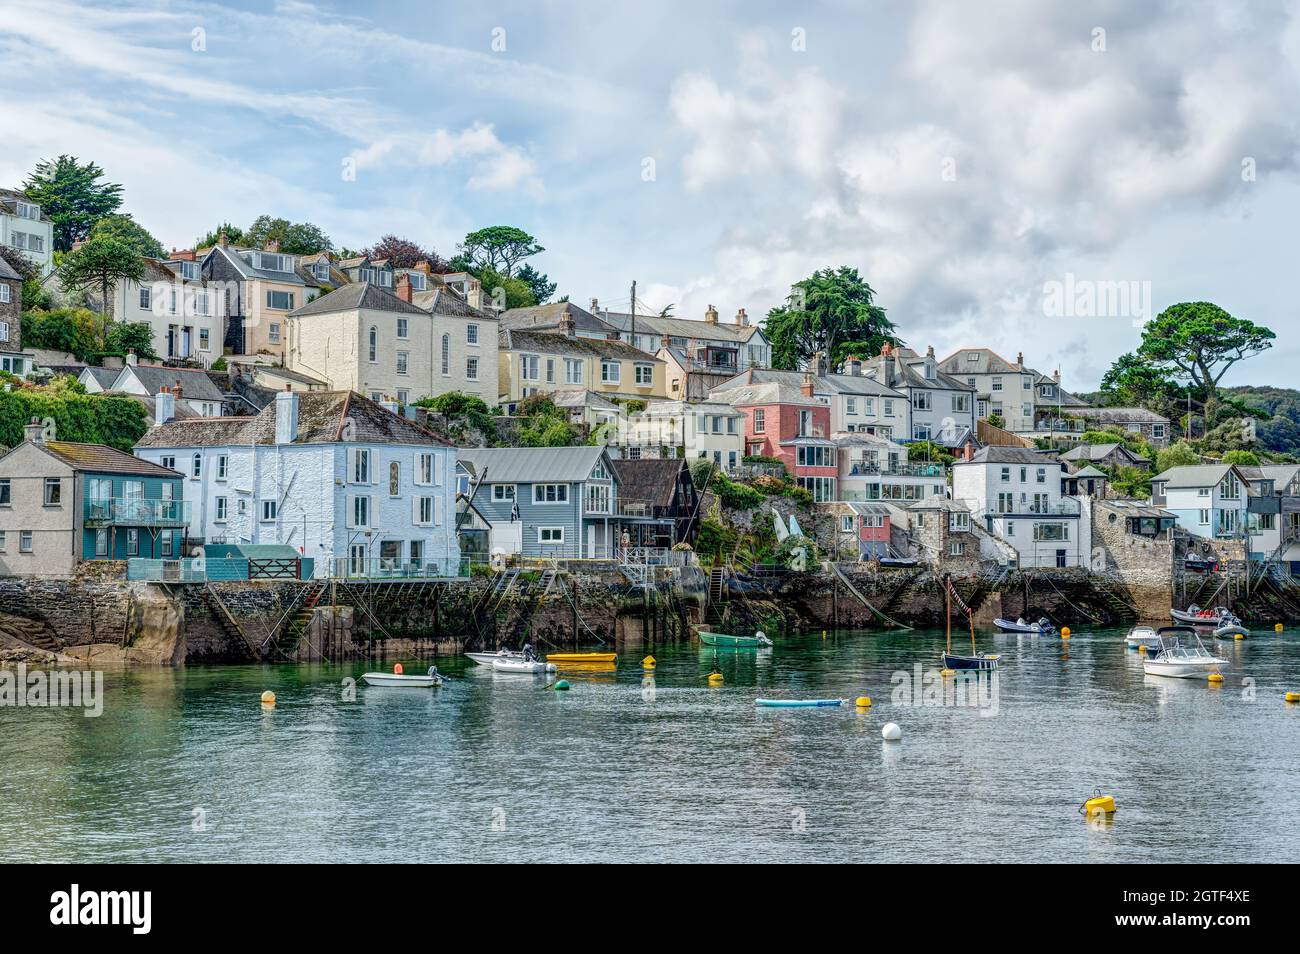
[546, 652, 617, 664]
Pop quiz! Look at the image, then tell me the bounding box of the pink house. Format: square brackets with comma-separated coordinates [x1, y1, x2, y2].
[713, 374, 838, 501]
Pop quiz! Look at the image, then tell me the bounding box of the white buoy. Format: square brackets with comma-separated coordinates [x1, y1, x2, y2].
[881, 722, 902, 741]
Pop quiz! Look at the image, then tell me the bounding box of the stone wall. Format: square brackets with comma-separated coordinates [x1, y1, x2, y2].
[1090, 503, 1176, 619]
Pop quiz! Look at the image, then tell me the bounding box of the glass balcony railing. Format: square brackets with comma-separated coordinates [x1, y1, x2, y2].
[846, 462, 946, 477]
[86, 498, 191, 526]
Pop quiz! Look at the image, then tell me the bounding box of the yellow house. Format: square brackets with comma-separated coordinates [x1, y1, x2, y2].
[499, 325, 668, 412]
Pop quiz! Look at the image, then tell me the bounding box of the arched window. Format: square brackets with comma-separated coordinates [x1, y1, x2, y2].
[368, 326, 377, 363]
[441, 334, 449, 375]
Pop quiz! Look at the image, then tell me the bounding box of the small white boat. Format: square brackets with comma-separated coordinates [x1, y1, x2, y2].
[465, 649, 525, 667]
[491, 658, 557, 674]
[1125, 626, 1160, 650]
[1143, 627, 1227, 679]
[361, 667, 444, 688]
[1214, 621, 1250, 639]
[1170, 604, 1232, 627]
[994, 616, 1055, 635]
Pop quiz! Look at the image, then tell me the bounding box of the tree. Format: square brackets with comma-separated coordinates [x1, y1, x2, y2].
[0, 245, 50, 309]
[476, 266, 537, 310]
[1108, 465, 1151, 499]
[761, 266, 898, 371]
[19, 308, 100, 357]
[905, 439, 956, 467]
[1098, 351, 1187, 422]
[243, 215, 332, 255]
[21, 155, 124, 252]
[196, 222, 246, 249]
[89, 213, 165, 258]
[1222, 449, 1260, 467]
[986, 412, 1004, 429]
[515, 263, 556, 304]
[1135, 302, 1274, 420]
[365, 235, 446, 271]
[513, 395, 581, 447]
[104, 321, 159, 361]
[1155, 441, 1202, 473]
[57, 236, 144, 334]
[413, 391, 497, 444]
[454, 226, 543, 277]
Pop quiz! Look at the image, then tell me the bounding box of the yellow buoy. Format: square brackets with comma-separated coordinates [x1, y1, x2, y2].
[707, 672, 724, 685]
[1208, 672, 1224, 684]
[1061, 627, 1071, 639]
[1285, 692, 1300, 703]
[1081, 794, 1116, 817]
[855, 696, 871, 708]
[260, 690, 275, 707]
[642, 655, 656, 669]
[1277, 623, 1285, 633]
[1234, 633, 1245, 640]
[1137, 644, 1147, 654]
[940, 668, 955, 678]
[822, 630, 827, 639]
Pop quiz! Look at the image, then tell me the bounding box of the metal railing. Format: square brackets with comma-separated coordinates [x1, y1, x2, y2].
[847, 462, 945, 477]
[86, 497, 191, 526]
[326, 557, 469, 580]
[616, 499, 693, 520]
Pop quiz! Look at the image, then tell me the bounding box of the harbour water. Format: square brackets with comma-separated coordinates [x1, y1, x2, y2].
[2, 626, 1298, 863]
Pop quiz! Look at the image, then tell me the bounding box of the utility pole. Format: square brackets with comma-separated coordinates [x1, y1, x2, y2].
[630, 280, 636, 351]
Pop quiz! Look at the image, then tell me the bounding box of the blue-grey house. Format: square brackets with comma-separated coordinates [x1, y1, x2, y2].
[0, 419, 187, 577]
[457, 446, 622, 559]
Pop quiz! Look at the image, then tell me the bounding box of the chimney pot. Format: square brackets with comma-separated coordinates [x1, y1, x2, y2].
[395, 273, 412, 303]
[559, 316, 576, 336]
[705, 305, 718, 325]
[590, 298, 599, 313]
[735, 308, 747, 326]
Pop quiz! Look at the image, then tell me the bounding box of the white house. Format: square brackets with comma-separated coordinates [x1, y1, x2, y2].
[860, 345, 977, 445]
[952, 445, 1086, 568]
[611, 399, 746, 469]
[0, 189, 54, 275]
[834, 432, 948, 504]
[1151, 464, 1252, 546]
[715, 366, 908, 439]
[81, 356, 225, 417]
[133, 390, 461, 577]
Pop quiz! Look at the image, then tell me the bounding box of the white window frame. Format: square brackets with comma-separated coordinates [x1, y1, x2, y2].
[533, 483, 569, 504]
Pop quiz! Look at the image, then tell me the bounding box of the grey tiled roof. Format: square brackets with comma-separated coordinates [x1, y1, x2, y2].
[503, 328, 662, 363]
[500, 302, 616, 335]
[135, 391, 450, 448]
[124, 364, 226, 403]
[38, 441, 182, 477]
[964, 445, 1059, 465]
[457, 445, 613, 484]
[289, 281, 427, 318]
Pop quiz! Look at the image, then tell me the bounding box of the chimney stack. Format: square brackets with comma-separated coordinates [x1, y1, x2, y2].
[415, 260, 432, 275]
[1016, 351, 1024, 369]
[218, 229, 229, 247]
[266, 238, 281, 253]
[275, 386, 299, 445]
[661, 333, 672, 350]
[155, 386, 175, 425]
[395, 273, 412, 303]
[881, 342, 895, 385]
[23, 417, 44, 445]
[735, 308, 747, 326]
[705, 304, 718, 325]
[801, 373, 815, 398]
[559, 315, 576, 336]
[847, 355, 862, 377]
[590, 298, 599, 314]
[126, 348, 138, 367]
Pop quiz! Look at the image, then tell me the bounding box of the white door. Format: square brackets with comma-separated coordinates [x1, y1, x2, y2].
[587, 523, 596, 558]
[492, 522, 523, 556]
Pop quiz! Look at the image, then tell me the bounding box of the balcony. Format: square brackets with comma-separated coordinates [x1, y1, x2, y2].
[617, 499, 693, 521]
[86, 497, 191, 527]
[993, 502, 1081, 517]
[847, 462, 945, 478]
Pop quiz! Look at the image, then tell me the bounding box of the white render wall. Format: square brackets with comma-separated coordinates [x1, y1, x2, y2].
[952, 459, 1083, 568]
[134, 440, 459, 575]
[111, 278, 223, 365]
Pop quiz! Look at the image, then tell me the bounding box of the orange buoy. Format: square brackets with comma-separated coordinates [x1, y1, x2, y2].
[394, 662, 404, 675]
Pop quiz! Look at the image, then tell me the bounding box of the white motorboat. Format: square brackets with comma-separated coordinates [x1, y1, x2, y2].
[1125, 625, 1160, 650]
[1142, 627, 1228, 679]
[993, 616, 1055, 635]
[1213, 620, 1250, 639]
[361, 667, 444, 688]
[1169, 604, 1232, 627]
[465, 649, 525, 666]
[491, 658, 557, 674]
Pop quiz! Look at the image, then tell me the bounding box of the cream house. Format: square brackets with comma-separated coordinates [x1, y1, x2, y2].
[286, 275, 498, 407]
[498, 324, 668, 412]
[203, 242, 317, 360]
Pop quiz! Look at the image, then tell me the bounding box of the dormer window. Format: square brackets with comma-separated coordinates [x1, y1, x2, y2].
[15, 201, 40, 220]
[180, 261, 199, 281]
[408, 272, 426, 291]
[254, 252, 290, 272]
[313, 261, 330, 281]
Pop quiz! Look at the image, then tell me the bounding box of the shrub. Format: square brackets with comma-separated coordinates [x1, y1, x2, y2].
[717, 477, 764, 511]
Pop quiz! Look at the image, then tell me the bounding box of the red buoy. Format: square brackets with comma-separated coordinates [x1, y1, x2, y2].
[394, 663, 404, 675]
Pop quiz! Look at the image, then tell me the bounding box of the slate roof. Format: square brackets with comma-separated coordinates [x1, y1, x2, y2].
[939, 347, 1029, 375]
[80, 367, 119, 389]
[1059, 442, 1150, 463]
[123, 364, 226, 403]
[101, 390, 200, 422]
[135, 391, 451, 448]
[38, 441, 182, 477]
[209, 245, 307, 285]
[456, 445, 613, 485]
[500, 302, 617, 336]
[1070, 465, 1109, 479]
[1152, 464, 1241, 489]
[599, 311, 760, 344]
[709, 381, 823, 407]
[0, 188, 50, 221]
[609, 457, 689, 508]
[0, 254, 20, 281]
[288, 281, 427, 318]
[963, 445, 1059, 466]
[1072, 406, 1170, 424]
[720, 367, 905, 399]
[548, 388, 621, 411]
[502, 328, 663, 363]
[859, 350, 972, 392]
[411, 286, 491, 320]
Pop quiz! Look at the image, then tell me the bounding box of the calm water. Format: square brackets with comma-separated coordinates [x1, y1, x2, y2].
[2, 626, 1298, 863]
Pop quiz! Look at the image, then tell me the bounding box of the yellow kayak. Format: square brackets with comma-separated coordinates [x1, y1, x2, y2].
[546, 652, 617, 664]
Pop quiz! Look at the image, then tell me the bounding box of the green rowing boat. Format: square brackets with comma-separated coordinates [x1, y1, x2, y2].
[698, 630, 773, 648]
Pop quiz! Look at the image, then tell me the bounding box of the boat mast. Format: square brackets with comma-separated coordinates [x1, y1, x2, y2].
[945, 575, 952, 653]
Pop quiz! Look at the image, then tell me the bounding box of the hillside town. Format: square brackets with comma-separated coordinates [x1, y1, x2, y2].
[1, 174, 1296, 641]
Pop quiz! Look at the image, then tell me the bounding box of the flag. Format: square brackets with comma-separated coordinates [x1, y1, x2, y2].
[510, 500, 520, 522]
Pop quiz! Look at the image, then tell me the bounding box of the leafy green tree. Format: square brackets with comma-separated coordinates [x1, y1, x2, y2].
[514, 263, 556, 304]
[57, 236, 144, 332]
[0, 387, 147, 452]
[1108, 465, 1151, 499]
[1155, 441, 1202, 473]
[365, 234, 445, 270]
[453, 226, 543, 277]
[243, 215, 332, 255]
[89, 213, 164, 258]
[904, 439, 956, 467]
[476, 266, 537, 310]
[414, 391, 497, 443]
[512, 394, 580, 447]
[986, 412, 1005, 429]
[196, 222, 246, 249]
[1222, 449, 1260, 466]
[762, 266, 898, 371]
[0, 245, 50, 309]
[104, 321, 159, 361]
[21, 155, 124, 251]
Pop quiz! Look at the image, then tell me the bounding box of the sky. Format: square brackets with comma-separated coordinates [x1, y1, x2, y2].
[3, 0, 1299, 390]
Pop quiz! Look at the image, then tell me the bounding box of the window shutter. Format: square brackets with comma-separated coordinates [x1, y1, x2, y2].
[412, 495, 422, 526]
[434, 454, 443, 485]
[346, 449, 357, 483]
[435, 495, 443, 526]
[346, 494, 356, 529]
[368, 495, 375, 528]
